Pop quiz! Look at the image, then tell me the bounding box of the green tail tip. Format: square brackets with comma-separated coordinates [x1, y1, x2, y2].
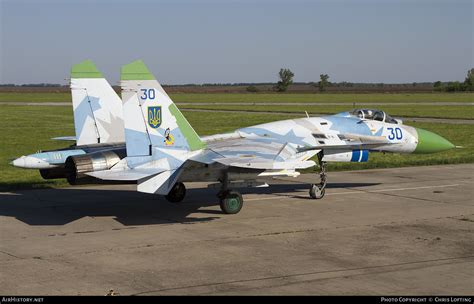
[121, 60, 155, 81]
[71, 60, 103, 78]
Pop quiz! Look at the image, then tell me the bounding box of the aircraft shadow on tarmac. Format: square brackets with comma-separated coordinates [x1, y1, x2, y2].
[0, 182, 379, 226]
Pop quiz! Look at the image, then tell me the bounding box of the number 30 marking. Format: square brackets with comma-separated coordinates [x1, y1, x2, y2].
[140, 89, 155, 100]
[387, 127, 403, 140]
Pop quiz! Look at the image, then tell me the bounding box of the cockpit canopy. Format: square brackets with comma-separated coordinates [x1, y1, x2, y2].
[350, 109, 399, 124]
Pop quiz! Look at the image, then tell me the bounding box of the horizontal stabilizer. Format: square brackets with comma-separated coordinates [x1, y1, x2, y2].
[86, 167, 166, 181]
[51, 136, 77, 141]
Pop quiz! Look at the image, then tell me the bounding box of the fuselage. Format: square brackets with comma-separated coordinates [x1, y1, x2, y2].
[12, 111, 454, 172]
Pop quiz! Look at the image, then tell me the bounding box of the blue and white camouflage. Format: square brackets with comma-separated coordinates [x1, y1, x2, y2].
[11, 60, 455, 213]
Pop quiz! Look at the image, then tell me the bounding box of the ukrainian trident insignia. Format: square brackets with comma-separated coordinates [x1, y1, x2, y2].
[148, 106, 161, 129]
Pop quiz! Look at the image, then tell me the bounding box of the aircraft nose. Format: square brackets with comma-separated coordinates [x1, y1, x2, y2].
[414, 128, 454, 154]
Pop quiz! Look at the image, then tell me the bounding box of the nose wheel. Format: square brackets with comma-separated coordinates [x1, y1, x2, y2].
[309, 152, 327, 199]
[309, 184, 325, 199]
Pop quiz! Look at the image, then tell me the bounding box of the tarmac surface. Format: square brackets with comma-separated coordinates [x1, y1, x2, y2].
[0, 164, 473, 295]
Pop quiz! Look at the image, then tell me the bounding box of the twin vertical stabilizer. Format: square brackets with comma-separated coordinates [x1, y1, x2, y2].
[120, 60, 206, 159]
[70, 60, 124, 145]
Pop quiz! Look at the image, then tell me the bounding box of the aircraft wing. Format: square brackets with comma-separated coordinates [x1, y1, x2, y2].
[199, 133, 392, 170]
[297, 133, 392, 152]
[202, 137, 316, 170]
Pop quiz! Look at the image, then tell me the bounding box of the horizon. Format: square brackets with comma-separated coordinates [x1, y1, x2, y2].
[0, 80, 465, 87]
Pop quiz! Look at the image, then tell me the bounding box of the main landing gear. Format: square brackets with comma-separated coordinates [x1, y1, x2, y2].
[218, 190, 244, 214]
[165, 182, 186, 203]
[309, 152, 327, 199]
[217, 174, 244, 214]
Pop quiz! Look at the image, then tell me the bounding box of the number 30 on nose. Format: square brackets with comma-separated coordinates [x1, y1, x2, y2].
[387, 127, 403, 140]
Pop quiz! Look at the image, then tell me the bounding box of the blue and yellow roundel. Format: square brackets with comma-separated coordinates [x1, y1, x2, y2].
[148, 106, 162, 129]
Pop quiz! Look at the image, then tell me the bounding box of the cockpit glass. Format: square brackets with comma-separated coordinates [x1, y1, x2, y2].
[373, 111, 384, 121]
[350, 109, 398, 124]
[385, 114, 398, 124]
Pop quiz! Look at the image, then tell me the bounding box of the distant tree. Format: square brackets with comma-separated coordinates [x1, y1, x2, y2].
[433, 81, 444, 92]
[318, 74, 330, 92]
[412, 82, 417, 87]
[246, 85, 259, 93]
[464, 68, 474, 91]
[445, 81, 461, 92]
[275, 68, 294, 92]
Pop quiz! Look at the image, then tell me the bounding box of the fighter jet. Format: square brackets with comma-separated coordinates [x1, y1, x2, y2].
[11, 60, 127, 184]
[79, 60, 454, 214]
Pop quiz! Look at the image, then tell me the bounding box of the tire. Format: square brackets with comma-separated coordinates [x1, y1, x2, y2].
[309, 184, 325, 199]
[219, 191, 243, 214]
[165, 182, 186, 203]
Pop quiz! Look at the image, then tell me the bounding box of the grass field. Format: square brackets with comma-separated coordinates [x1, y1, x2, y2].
[180, 104, 474, 119]
[0, 105, 473, 191]
[0, 92, 473, 103]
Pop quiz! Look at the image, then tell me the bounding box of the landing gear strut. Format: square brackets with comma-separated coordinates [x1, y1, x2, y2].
[165, 182, 186, 203]
[309, 152, 327, 199]
[217, 174, 244, 214]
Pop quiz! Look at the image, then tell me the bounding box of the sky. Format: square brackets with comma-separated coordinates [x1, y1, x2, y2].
[0, 0, 472, 85]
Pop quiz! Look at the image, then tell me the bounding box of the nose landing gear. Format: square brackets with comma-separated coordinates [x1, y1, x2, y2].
[309, 152, 327, 199]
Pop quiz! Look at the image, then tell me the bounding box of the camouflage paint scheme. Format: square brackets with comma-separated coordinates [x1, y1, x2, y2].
[87, 60, 454, 195]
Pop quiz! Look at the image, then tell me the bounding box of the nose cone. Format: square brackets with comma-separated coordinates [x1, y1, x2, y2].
[414, 128, 455, 154]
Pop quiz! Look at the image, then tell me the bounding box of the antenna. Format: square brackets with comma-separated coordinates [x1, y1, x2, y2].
[305, 111, 310, 118]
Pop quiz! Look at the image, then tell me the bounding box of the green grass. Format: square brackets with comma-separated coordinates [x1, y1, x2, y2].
[0, 92, 72, 102]
[0, 92, 473, 103]
[0, 105, 472, 191]
[0, 106, 75, 190]
[181, 104, 474, 119]
[171, 92, 474, 103]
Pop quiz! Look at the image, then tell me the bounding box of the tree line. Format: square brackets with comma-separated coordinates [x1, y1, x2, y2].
[264, 68, 474, 93]
[2, 68, 473, 92]
[433, 68, 474, 92]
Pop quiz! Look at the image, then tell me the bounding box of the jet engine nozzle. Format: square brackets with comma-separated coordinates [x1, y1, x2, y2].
[65, 149, 126, 185]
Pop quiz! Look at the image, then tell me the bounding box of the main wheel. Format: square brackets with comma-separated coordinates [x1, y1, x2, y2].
[309, 184, 325, 199]
[165, 182, 186, 203]
[219, 191, 243, 214]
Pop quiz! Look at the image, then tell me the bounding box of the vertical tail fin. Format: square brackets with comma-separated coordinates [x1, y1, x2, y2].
[70, 60, 124, 145]
[120, 60, 205, 158]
